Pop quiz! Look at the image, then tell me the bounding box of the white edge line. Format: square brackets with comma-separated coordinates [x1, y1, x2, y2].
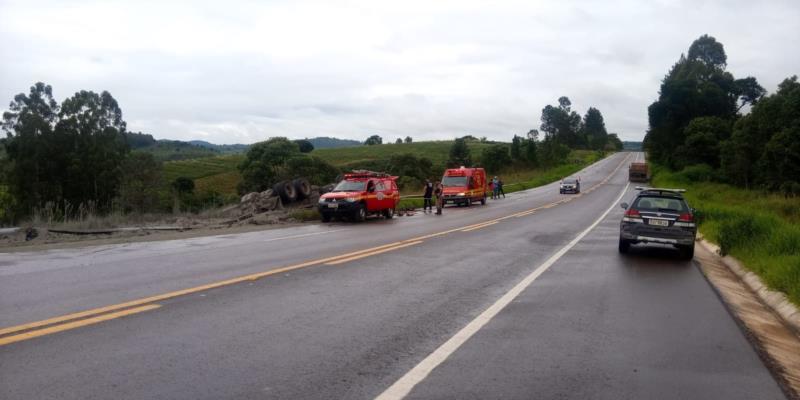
[261, 229, 346, 243]
[375, 181, 631, 400]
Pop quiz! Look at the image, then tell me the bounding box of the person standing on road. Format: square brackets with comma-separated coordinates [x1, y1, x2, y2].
[498, 178, 506, 198]
[492, 176, 500, 199]
[434, 181, 444, 215]
[423, 179, 434, 213]
[489, 179, 495, 199]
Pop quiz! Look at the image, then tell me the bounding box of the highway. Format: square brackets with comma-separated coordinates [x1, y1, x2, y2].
[0, 152, 786, 399]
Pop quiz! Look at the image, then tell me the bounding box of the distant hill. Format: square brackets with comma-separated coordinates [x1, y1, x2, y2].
[126, 132, 218, 161]
[623, 141, 643, 151]
[307, 137, 362, 149]
[125, 133, 364, 161]
[189, 140, 250, 154]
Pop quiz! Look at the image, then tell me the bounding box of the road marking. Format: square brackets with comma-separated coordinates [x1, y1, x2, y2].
[0, 153, 633, 345]
[325, 241, 423, 265]
[460, 221, 498, 232]
[261, 229, 347, 243]
[0, 304, 161, 346]
[374, 182, 631, 400]
[0, 240, 415, 338]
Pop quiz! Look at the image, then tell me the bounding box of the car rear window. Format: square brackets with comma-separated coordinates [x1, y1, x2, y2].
[633, 196, 687, 212]
[563, 179, 577, 184]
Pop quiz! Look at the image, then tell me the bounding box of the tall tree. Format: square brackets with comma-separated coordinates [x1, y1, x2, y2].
[540, 96, 584, 148]
[510, 135, 522, 160]
[644, 35, 761, 168]
[583, 107, 608, 150]
[448, 137, 472, 167]
[1, 83, 60, 215]
[404, 136, 413, 144]
[687, 34, 727, 69]
[55, 90, 129, 210]
[364, 135, 383, 145]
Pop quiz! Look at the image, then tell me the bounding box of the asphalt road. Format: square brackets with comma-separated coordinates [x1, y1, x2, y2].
[0, 152, 786, 399]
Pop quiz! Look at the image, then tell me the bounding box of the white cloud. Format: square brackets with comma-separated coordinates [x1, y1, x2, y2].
[1, 0, 798, 143]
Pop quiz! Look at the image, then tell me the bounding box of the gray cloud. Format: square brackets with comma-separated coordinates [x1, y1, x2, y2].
[1, 0, 798, 144]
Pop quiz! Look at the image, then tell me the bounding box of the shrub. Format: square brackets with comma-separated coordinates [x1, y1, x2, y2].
[716, 214, 770, 255]
[677, 164, 716, 182]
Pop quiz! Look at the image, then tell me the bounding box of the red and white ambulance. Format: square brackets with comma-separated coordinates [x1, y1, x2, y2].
[441, 167, 488, 206]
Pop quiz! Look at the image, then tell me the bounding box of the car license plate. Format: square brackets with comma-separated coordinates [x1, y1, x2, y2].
[648, 219, 669, 227]
[327, 203, 338, 209]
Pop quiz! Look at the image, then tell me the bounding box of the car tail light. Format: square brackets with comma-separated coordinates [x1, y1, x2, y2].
[625, 208, 641, 217]
[678, 212, 693, 222]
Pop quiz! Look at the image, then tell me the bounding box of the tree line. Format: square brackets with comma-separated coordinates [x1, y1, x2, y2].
[644, 34, 799, 194]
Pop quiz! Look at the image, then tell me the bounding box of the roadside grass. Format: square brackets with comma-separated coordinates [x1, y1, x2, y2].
[652, 166, 800, 306]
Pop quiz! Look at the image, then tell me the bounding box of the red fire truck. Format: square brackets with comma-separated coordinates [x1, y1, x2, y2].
[318, 171, 400, 222]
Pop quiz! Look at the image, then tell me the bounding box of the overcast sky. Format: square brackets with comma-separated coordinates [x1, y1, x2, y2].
[1, 0, 798, 144]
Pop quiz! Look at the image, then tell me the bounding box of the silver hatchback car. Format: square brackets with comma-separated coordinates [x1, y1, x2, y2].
[618, 188, 697, 259]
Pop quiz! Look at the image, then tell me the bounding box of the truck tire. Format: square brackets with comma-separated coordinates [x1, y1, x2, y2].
[293, 178, 311, 200]
[383, 208, 394, 219]
[481, 195, 486, 205]
[273, 181, 297, 203]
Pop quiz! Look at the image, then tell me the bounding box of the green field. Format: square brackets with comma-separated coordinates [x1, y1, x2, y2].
[312, 140, 495, 169]
[163, 142, 603, 204]
[163, 140, 497, 196]
[652, 166, 800, 306]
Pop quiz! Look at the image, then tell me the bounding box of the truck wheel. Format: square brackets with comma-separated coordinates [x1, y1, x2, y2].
[481, 195, 486, 205]
[465, 198, 472, 207]
[293, 178, 311, 200]
[383, 208, 394, 219]
[273, 181, 297, 203]
[321, 213, 332, 223]
[618, 238, 630, 254]
[353, 205, 366, 222]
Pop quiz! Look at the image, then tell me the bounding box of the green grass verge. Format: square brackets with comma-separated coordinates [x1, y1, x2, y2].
[652, 165, 800, 306]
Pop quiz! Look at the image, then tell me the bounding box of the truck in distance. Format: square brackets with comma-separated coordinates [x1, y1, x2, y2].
[629, 162, 650, 182]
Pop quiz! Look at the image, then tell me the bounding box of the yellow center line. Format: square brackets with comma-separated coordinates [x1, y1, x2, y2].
[0, 153, 634, 345]
[325, 241, 423, 265]
[460, 221, 499, 232]
[0, 304, 161, 347]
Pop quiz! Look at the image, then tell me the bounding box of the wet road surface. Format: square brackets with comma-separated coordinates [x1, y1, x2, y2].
[0, 152, 786, 399]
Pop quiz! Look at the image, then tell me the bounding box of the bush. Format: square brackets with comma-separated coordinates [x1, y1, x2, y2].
[677, 164, 716, 182]
[481, 144, 512, 173]
[716, 214, 771, 256]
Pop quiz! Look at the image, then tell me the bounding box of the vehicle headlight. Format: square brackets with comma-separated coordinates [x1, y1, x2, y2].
[318, 198, 327, 204]
[458, 192, 465, 196]
[345, 197, 358, 202]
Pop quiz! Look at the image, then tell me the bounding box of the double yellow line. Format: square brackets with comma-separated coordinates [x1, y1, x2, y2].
[0, 153, 632, 347]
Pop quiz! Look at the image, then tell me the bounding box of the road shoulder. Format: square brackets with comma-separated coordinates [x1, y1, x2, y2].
[695, 241, 800, 399]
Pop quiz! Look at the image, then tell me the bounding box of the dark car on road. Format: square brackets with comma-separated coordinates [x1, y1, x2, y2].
[559, 178, 580, 194]
[618, 187, 697, 259]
